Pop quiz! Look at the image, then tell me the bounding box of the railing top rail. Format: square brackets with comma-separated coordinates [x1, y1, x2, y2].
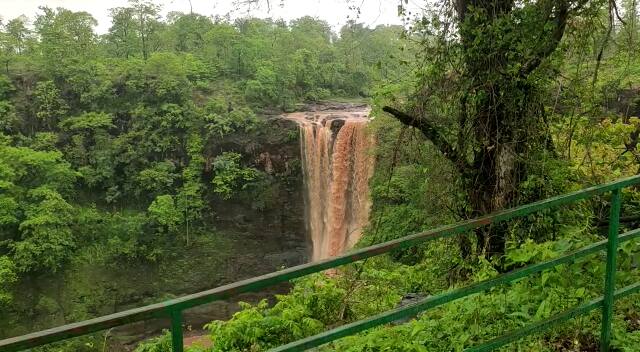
[1, 174, 639, 352]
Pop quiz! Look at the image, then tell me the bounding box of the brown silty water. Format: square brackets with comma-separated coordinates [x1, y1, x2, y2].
[284, 107, 375, 261]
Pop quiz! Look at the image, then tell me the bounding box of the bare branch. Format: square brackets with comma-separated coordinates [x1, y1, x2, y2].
[611, 0, 627, 26]
[520, 1, 570, 75]
[593, 0, 615, 85]
[382, 106, 470, 172]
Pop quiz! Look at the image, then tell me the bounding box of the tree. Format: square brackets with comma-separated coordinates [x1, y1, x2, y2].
[164, 12, 213, 52]
[58, 112, 114, 167]
[0, 144, 77, 196]
[107, 7, 139, 59]
[335, 21, 393, 96]
[12, 187, 75, 272]
[136, 161, 178, 199]
[34, 81, 68, 131]
[4, 17, 29, 55]
[34, 7, 97, 73]
[292, 48, 321, 98]
[201, 22, 238, 74]
[0, 75, 16, 131]
[0, 256, 17, 307]
[148, 194, 182, 234]
[212, 152, 259, 200]
[0, 16, 30, 73]
[289, 16, 333, 51]
[129, 0, 163, 60]
[245, 64, 279, 105]
[382, 0, 607, 257]
[176, 133, 206, 245]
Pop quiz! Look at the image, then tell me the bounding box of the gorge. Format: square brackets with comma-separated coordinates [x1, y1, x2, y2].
[0, 103, 376, 350]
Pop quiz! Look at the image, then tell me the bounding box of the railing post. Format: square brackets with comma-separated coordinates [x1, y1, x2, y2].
[170, 310, 184, 352]
[600, 188, 622, 352]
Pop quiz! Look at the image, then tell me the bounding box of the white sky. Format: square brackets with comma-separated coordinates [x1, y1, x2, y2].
[0, 0, 424, 34]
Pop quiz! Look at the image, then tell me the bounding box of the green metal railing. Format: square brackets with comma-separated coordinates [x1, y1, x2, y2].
[1, 175, 640, 352]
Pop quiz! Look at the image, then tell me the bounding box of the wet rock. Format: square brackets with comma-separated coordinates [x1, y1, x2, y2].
[393, 293, 428, 325]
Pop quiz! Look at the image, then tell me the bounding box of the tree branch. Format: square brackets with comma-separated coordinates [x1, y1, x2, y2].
[592, 0, 615, 86]
[611, 0, 627, 26]
[520, 1, 571, 75]
[382, 106, 470, 172]
[454, 0, 469, 22]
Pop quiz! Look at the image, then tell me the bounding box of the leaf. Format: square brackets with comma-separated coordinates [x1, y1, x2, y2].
[541, 271, 551, 286]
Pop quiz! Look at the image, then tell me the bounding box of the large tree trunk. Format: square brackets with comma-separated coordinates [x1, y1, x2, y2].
[385, 0, 573, 259]
[467, 132, 519, 256]
[459, 0, 519, 256]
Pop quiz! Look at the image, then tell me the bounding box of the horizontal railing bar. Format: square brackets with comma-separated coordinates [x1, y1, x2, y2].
[480, 174, 640, 224]
[1, 175, 639, 352]
[465, 299, 604, 352]
[0, 305, 170, 352]
[613, 281, 640, 300]
[615, 227, 640, 245]
[466, 282, 640, 352]
[269, 228, 640, 352]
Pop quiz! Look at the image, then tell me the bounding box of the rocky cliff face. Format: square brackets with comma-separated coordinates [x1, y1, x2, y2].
[206, 117, 309, 266]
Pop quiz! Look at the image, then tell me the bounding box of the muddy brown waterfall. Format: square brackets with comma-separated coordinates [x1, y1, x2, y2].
[285, 106, 375, 261]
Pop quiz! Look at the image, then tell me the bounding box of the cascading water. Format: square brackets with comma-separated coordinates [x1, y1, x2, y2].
[284, 106, 375, 261]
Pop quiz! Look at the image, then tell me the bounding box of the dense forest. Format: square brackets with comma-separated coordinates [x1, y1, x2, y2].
[3, 0, 640, 351]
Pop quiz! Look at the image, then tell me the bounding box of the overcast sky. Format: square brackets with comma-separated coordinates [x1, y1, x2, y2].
[0, 0, 424, 34]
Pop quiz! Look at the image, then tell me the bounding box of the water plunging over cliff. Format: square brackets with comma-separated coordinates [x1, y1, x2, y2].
[284, 106, 375, 261]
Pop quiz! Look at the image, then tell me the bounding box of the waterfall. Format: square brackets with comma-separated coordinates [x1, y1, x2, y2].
[285, 107, 375, 261]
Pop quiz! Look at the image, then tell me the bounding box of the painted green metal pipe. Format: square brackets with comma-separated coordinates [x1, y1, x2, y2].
[600, 188, 622, 352]
[467, 282, 640, 352]
[170, 310, 184, 352]
[0, 305, 170, 352]
[466, 298, 604, 352]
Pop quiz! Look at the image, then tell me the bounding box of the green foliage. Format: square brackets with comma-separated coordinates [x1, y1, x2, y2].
[59, 112, 114, 131]
[134, 331, 173, 352]
[33, 6, 97, 77]
[204, 105, 260, 138]
[0, 75, 17, 132]
[13, 187, 75, 272]
[0, 75, 14, 99]
[206, 274, 344, 351]
[148, 195, 182, 234]
[34, 80, 68, 130]
[176, 133, 206, 241]
[212, 152, 260, 200]
[136, 161, 178, 198]
[202, 224, 640, 352]
[78, 208, 152, 261]
[0, 144, 77, 195]
[244, 65, 280, 106]
[0, 256, 17, 306]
